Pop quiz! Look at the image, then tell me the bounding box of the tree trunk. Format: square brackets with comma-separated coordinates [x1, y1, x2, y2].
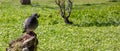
[64, 17, 73, 24]
[20, 0, 31, 5]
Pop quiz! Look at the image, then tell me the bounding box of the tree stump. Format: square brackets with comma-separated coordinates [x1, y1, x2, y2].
[6, 31, 38, 51]
[20, 0, 31, 5]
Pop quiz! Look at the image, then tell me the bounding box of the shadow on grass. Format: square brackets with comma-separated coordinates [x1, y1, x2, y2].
[73, 2, 110, 10]
[81, 3, 107, 6]
[31, 3, 108, 10]
[72, 22, 120, 27]
[31, 4, 57, 9]
[109, 0, 120, 2]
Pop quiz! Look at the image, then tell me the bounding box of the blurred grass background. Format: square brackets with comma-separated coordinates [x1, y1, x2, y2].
[0, 0, 120, 51]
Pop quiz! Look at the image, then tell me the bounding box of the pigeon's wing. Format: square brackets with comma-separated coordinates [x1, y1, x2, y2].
[23, 18, 30, 29]
[23, 18, 31, 33]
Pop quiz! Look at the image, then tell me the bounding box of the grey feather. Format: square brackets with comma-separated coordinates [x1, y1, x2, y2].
[23, 13, 39, 33]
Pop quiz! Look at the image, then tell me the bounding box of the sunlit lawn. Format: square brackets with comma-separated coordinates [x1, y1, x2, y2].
[0, 0, 120, 51]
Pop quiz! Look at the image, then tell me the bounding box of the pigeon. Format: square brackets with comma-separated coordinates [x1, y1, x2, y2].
[23, 13, 39, 33]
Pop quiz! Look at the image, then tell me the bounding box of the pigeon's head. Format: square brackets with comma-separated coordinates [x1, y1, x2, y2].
[32, 13, 40, 18]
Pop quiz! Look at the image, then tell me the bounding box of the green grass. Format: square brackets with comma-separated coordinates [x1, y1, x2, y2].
[0, 0, 120, 51]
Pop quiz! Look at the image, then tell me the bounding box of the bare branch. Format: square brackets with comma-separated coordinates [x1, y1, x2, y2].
[55, 0, 73, 24]
[66, 0, 72, 18]
[55, 0, 60, 6]
[55, 0, 65, 18]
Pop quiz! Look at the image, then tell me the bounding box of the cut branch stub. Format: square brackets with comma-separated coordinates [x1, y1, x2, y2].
[6, 31, 38, 51]
[55, 0, 73, 24]
[66, 0, 72, 18]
